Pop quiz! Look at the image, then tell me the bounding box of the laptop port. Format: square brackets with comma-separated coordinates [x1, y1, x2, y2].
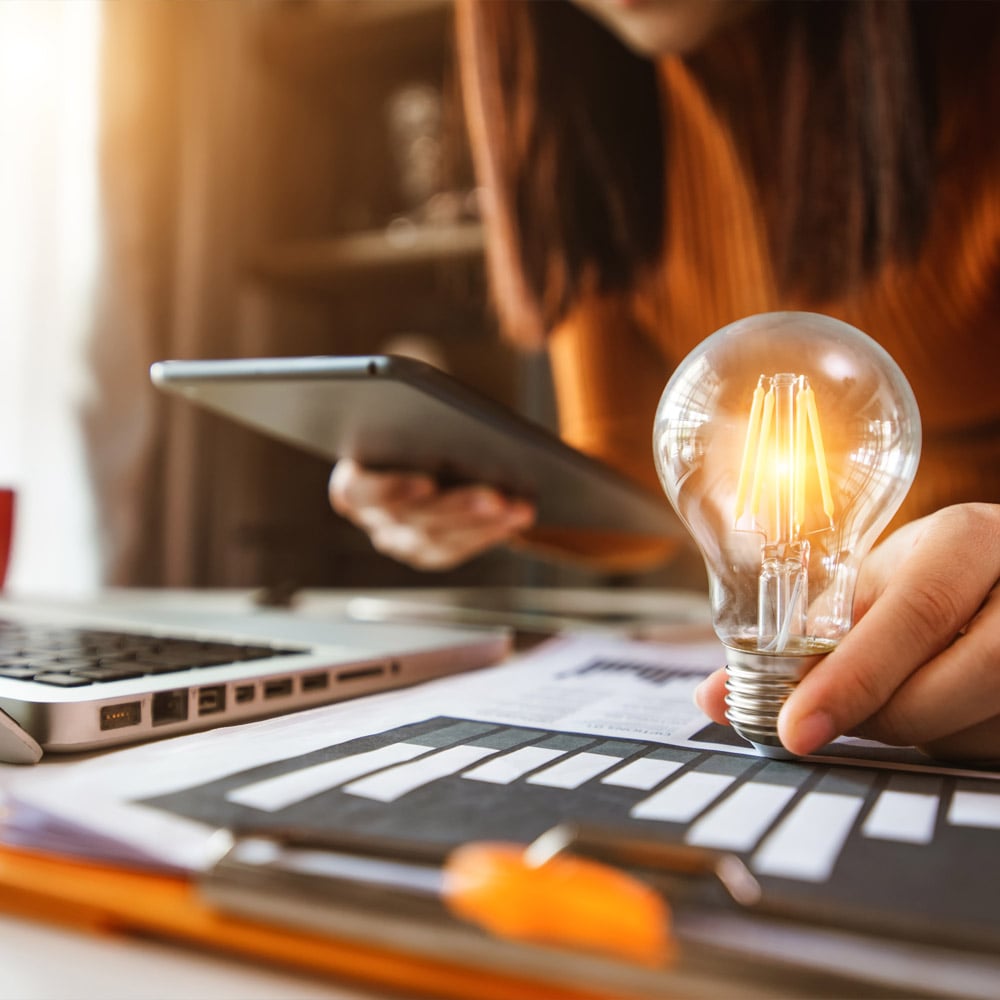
[234, 684, 255, 704]
[197, 685, 226, 715]
[263, 678, 293, 699]
[100, 701, 141, 730]
[337, 665, 385, 682]
[152, 689, 189, 725]
[301, 672, 329, 692]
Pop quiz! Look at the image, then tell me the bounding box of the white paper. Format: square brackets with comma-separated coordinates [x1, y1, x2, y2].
[0, 634, 728, 871]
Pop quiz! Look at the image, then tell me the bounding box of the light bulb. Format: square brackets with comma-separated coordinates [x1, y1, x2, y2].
[653, 312, 921, 758]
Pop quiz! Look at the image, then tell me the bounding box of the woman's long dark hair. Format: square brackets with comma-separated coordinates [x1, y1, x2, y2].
[456, 0, 956, 346]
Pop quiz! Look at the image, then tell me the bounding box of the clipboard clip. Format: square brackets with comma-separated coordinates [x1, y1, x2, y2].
[210, 821, 760, 968]
[524, 821, 761, 906]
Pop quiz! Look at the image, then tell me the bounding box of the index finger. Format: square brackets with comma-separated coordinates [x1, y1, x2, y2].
[778, 507, 1000, 755]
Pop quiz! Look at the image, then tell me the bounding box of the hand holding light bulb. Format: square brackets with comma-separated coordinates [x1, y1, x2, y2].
[694, 502, 1000, 762]
[654, 312, 923, 758]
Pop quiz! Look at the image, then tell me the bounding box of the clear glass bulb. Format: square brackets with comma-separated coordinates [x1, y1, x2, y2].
[653, 312, 921, 757]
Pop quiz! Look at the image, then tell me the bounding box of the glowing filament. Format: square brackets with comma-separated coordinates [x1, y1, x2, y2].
[733, 374, 834, 538]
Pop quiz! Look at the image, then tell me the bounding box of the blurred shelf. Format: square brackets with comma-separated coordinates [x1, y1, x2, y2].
[298, 0, 450, 31]
[256, 0, 453, 89]
[247, 221, 484, 291]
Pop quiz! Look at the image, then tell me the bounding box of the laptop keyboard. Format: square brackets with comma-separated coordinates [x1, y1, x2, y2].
[0, 619, 301, 687]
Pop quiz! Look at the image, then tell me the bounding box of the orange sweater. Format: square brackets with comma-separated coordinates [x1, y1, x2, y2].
[546, 45, 1000, 567]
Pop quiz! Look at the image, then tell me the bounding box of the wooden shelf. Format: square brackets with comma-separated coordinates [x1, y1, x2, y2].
[247, 222, 484, 290]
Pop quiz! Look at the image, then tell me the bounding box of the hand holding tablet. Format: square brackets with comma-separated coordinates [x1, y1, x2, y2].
[150, 354, 681, 541]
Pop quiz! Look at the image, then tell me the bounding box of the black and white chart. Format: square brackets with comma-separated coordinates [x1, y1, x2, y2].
[139, 712, 1000, 949]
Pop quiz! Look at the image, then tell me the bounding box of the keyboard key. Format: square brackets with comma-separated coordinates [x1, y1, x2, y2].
[0, 618, 303, 687]
[70, 665, 154, 682]
[0, 666, 40, 679]
[32, 673, 94, 687]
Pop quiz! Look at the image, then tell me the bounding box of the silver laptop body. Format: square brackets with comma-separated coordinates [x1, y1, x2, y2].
[0, 597, 510, 763]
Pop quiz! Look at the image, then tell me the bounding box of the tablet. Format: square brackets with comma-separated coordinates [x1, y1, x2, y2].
[150, 354, 681, 536]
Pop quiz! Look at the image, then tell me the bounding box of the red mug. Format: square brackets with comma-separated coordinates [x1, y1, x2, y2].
[0, 488, 14, 590]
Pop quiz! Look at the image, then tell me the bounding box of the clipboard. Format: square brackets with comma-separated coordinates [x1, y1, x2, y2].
[196, 823, 1000, 1000]
[1, 824, 999, 1000]
[0, 836, 771, 1000]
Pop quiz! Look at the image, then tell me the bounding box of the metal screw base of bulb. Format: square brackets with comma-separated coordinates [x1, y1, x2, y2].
[724, 648, 826, 759]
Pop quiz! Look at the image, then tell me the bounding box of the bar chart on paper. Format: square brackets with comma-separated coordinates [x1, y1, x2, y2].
[141, 716, 1000, 947]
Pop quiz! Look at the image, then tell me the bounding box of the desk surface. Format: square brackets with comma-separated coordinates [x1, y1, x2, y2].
[0, 587, 995, 1000]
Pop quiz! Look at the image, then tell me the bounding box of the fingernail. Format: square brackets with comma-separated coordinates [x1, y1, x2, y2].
[788, 710, 837, 755]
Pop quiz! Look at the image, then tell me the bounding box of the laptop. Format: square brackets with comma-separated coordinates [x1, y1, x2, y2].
[0, 595, 510, 765]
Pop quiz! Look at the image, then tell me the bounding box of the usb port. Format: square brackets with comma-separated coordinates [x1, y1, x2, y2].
[263, 678, 293, 699]
[198, 685, 226, 715]
[152, 689, 189, 725]
[234, 684, 255, 704]
[100, 701, 141, 730]
[301, 672, 329, 692]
